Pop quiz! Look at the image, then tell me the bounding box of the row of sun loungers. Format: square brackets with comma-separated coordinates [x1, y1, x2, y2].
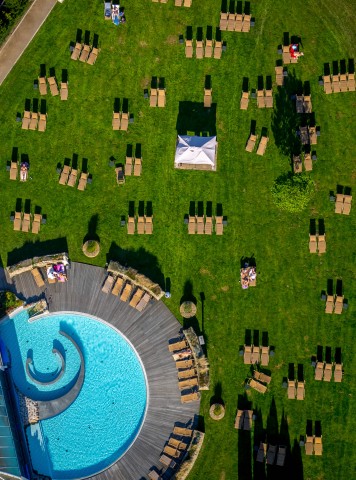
[187, 215, 224, 235]
[257, 89, 273, 108]
[71, 43, 99, 65]
[247, 377, 267, 394]
[299, 125, 318, 145]
[220, 13, 251, 33]
[125, 155, 142, 176]
[157, 426, 193, 471]
[305, 435, 323, 455]
[185, 39, 222, 59]
[309, 233, 326, 253]
[59, 166, 88, 189]
[295, 94, 312, 113]
[9, 161, 28, 181]
[112, 111, 129, 130]
[102, 273, 152, 311]
[287, 379, 305, 400]
[127, 215, 153, 234]
[22, 111, 47, 132]
[150, 88, 166, 107]
[335, 193, 352, 215]
[323, 73, 355, 94]
[257, 443, 286, 466]
[314, 361, 343, 382]
[234, 409, 253, 430]
[243, 345, 269, 365]
[38, 75, 62, 97]
[170, 339, 200, 402]
[245, 133, 269, 155]
[12, 212, 43, 233]
[325, 294, 344, 314]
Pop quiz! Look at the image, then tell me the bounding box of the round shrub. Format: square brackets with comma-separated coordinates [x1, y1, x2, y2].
[271, 173, 315, 213]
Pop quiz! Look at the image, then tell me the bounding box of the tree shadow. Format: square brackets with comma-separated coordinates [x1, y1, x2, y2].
[210, 381, 223, 406]
[176, 101, 217, 136]
[83, 214, 100, 243]
[290, 439, 304, 480]
[7, 238, 69, 266]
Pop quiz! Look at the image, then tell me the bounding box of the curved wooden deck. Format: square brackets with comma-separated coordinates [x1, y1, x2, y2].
[3, 262, 200, 479]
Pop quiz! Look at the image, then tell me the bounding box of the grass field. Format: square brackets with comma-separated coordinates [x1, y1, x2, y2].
[0, 1, 355, 479]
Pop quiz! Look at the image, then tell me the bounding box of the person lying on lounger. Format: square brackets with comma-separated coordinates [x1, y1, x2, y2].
[20, 162, 29, 182]
[289, 44, 304, 59]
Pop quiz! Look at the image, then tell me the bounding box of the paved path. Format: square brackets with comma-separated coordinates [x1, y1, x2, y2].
[0, 0, 58, 86]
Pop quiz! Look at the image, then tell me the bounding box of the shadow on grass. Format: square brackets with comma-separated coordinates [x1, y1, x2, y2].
[83, 214, 100, 243]
[7, 238, 69, 266]
[176, 101, 217, 136]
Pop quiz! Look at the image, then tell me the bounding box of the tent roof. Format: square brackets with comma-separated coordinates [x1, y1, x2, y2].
[174, 135, 217, 167]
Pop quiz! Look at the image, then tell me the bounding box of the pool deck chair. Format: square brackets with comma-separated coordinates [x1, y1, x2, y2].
[347, 73, 355, 91]
[314, 436, 323, 456]
[129, 288, 145, 308]
[38, 114, 47, 132]
[253, 370, 271, 384]
[204, 88, 212, 108]
[148, 469, 162, 480]
[325, 295, 335, 314]
[214, 40, 222, 59]
[120, 283, 133, 302]
[227, 13, 236, 32]
[205, 39, 213, 58]
[335, 193, 344, 214]
[304, 95, 312, 113]
[343, 195, 352, 215]
[256, 442, 267, 463]
[304, 152, 312, 171]
[215, 216, 223, 235]
[188, 215, 196, 234]
[157, 89, 166, 107]
[181, 391, 200, 403]
[275, 66, 284, 86]
[77, 172, 88, 191]
[71, 42, 82, 60]
[163, 445, 181, 459]
[21, 213, 30, 232]
[244, 345, 252, 364]
[175, 359, 193, 370]
[235, 13, 243, 32]
[22, 110, 31, 129]
[248, 378, 267, 394]
[175, 0, 183, 5]
[179, 377, 198, 390]
[137, 216, 145, 234]
[59, 165, 71, 185]
[9, 161, 18, 180]
[13, 211, 22, 231]
[29, 112, 38, 130]
[251, 346, 260, 364]
[150, 88, 158, 107]
[87, 47, 98, 65]
[31, 214, 42, 234]
[266, 444, 277, 465]
[185, 39, 193, 58]
[318, 234, 326, 253]
[276, 446, 286, 466]
[287, 380, 296, 399]
[220, 12, 228, 31]
[204, 216, 213, 234]
[242, 14, 251, 32]
[48, 77, 59, 96]
[112, 112, 121, 130]
[121, 112, 129, 131]
[243, 410, 253, 431]
[177, 368, 196, 380]
[305, 435, 314, 455]
[183, 0, 192, 6]
[309, 126, 317, 145]
[196, 40, 204, 59]
[196, 215, 204, 234]
[240, 91, 249, 110]
[173, 426, 193, 437]
[315, 362, 324, 380]
[133, 158, 142, 176]
[332, 74, 340, 92]
[334, 363, 343, 382]
[168, 339, 188, 352]
[260, 346, 270, 366]
[31, 268, 45, 288]
[127, 216, 135, 234]
[293, 155, 302, 174]
[145, 215, 153, 234]
[39, 76, 47, 95]
[245, 133, 257, 152]
[102, 274, 115, 293]
[334, 295, 344, 314]
[309, 234, 317, 253]
[67, 168, 78, 187]
[323, 363, 333, 382]
[159, 454, 176, 469]
[256, 136, 269, 156]
[136, 293, 151, 311]
[111, 277, 124, 296]
[257, 89, 265, 108]
[323, 75, 332, 94]
[79, 44, 91, 63]
[115, 166, 125, 185]
[234, 410, 244, 429]
[265, 90, 273, 108]
[296, 95, 304, 113]
[296, 380, 305, 400]
[125, 156, 133, 176]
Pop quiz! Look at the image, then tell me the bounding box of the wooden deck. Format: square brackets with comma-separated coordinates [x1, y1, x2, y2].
[2, 263, 200, 480]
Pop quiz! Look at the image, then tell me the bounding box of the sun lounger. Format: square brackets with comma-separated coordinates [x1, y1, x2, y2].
[115, 166, 125, 185]
[111, 277, 124, 296]
[234, 410, 244, 429]
[300, 126, 309, 145]
[124, 156, 133, 176]
[168, 339, 188, 352]
[305, 435, 314, 455]
[29, 112, 38, 130]
[214, 41, 222, 59]
[323, 363, 332, 382]
[314, 436, 322, 456]
[77, 172, 88, 191]
[31, 268, 45, 288]
[334, 363, 343, 382]
[150, 88, 158, 107]
[266, 444, 277, 465]
[227, 13, 236, 31]
[276, 445, 286, 466]
[31, 214, 42, 234]
[325, 295, 335, 314]
[127, 216, 135, 234]
[159, 454, 176, 468]
[13, 211, 22, 231]
[145, 216, 153, 234]
[304, 152, 312, 171]
[67, 168, 78, 187]
[205, 39, 213, 58]
[21, 213, 31, 232]
[112, 112, 121, 130]
[296, 95, 304, 113]
[158, 89, 166, 107]
[257, 89, 265, 108]
[251, 346, 260, 364]
[282, 45, 291, 64]
[176, 359, 193, 369]
[265, 90, 273, 108]
[9, 161, 18, 180]
[38, 114, 47, 132]
[256, 136, 269, 156]
[235, 13, 243, 32]
[343, 194, 352, 215]
[248, 378, 267, 394]
[303, 95, 312, 113]
[181, 391, 200, 403]
[173, 426, 193, 437]
[59, 81, 68, 99]
[335, 193, 344, 214]
[318, 234, 326, 253]
[178, 377, 198, 390]
[136, 292, 151, 311]
[242, 14, 251, 32]
[215, 216, 223, 235]
[243, 410, 253, 431]
[293, 155, 302, 174]
[120, 283, 133, 302]
[71, 42, 82, 60]
[59, 165, 70, 185]
[245, 134, 257, 152]
[129, 288, 145, 308]
[240, 91, 249, 110]
[172, 349, 192, 361]
[260, 346, 270, 366]
[347, 72, 355, 91]
[334, 295, 344, 314]
[287, 380, 296, 399]
[102, 274, 115, 293]
[121, 112, 129, 131]
[38, 76, 47, 95]
[204, 216, 213, 234]
[183, 0, 191, 6]
[204, 88, 212, 108]
[275, 66, 284, 86]
[256, 442, 267, 463]
[177, 368, 196, 379]
[48, 77, 59, 96]
[185, 39, 193, 58]
[137, 216, 145, 234]
[79, 44, 91, 63]
[296, 381, 305, 400]
[188, 215, 196, 234]
[148, 469, 162, 480]
[314, 362, 324, 381]
[87, 47, 98, 65]
[22, 110, 31, 129]
[309, 234, 317, 253]
[309, 126, 317, 145]
[163, 445, 181, 459]
[196, 40, 204, 59]
[168, 437, 184, 450]
[196, 216, 204, 234]
[253, 370, 271, 384]
[323, 75, 332, 94]
[220, 12, 228, 31]
[332, 74, 340, 92]
[133, 158, 142, 176]
[244, 345, 252, 364]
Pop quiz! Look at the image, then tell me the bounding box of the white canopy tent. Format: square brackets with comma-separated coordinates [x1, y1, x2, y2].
[174, 135, 218, 171]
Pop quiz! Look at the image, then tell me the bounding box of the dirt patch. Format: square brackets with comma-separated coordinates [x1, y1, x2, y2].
[139, 40, 148, 47]
[211, 295, 217, 301]
[221, 285, 229, 292]
[140, 77, 151, 88]
[219, 471, 225, 480]
[199, 268, 214, 278]
[304, 336, 309, 342]
[166, 35, 177, 45]
[274, 362, 284, 370]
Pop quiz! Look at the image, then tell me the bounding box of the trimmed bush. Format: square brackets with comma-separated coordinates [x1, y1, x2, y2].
[271, 173, 315, 213]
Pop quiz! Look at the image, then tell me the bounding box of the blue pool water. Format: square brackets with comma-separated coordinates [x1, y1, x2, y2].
[0, 310, 147, 479]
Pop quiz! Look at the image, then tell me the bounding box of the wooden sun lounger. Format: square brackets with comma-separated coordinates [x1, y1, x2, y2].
[173, 426, 193, 437]
[31, 268, 45, 288]
[318, 234, 326, 253]
[13, 211, 22, 231]
[115, 166, 125, 185]
[260, 346, 269, 366]
[256, 442, 267, 463]
[304, 152, 312, 171]
[323, 363, 333, 382]
[276, 445, 287, 466]
[163, 445, 180, 459]
[157, 89, 166, 107]
[314, 436, 323, 456]
[9, 161, 18, 180]
[248, 378, 267, 394]
[275, 66, 284, 86]
[29, 112, 38, 130]
[137, 216, 145, 234]
[240, 91, 249, 110]
[48, 77, 59, 96]
[253, 370, 271, 384]
[334, 363, 343, 382]
[293, 155, 302, 174]
[335, 193, 344, 214]
[172, 349, 192, 361]
[129, 288, 145, 308]
[133, 158, 142, 176]
[67, 168, 78, 187]
[332, 74, 340, 92]
[309, 126, 317, 145]
[102, 274, 115, 293]
[31, 213, 42, 234]
[204, 216, 213, 234]
[243, 410, 253, 431]
[178, 377, 198, 390]
[168, 437, 184, 450]
[245, 134, 257, 152]
[205, 39, 213, 58]
[251, 346, 260, 364]
[38, 114, 47, 132]
[87, 47, 98, 65]
[303, 95, 312, 113]
[22, 110, 31, 129]
[181, 391, 200, 403]
[177, 368, 196, 379]
[136, 292, 151, 311]
[125, 156, 133, 176]
[71, 42, 82, 60]
[235, 13, 243, 32]
[309, 234, 317, 253]
[347, 72, 355, 91]
[21, 213, 31, 232]
[256, 136, 268, 156]
[257, 90, 265, 108]
[227, 13, 236, 31]
[305, 435, 314, 455]
[120, 283, 133, 302]
[59, 165, 70, 185]
[188, 215, 196, 234]
[300, 126, 309, 145]
[77, 172, 88, 191]
[168, 339, 188, 352]
[266, 444, 277, 465]
[196, 40, 204, 59]
[296, 381, 305, 400]
[159, 454, 176, 468]
[145, 216, 153, 234]
[185, 39, 193, 58]
[148, 469, 162, 480]
[204, 88, 212, 108]
[343, 194, 352, 215]
[325, 295, 335, 314]
[150, 88, 158, 107]
[265, 90, 273, 108]
[220, 12, 228, 31]
[287, 380, 296, 399]
[121, 112, 129, 131]
[296, 95, 304, 113]
[112, 112, 121, 130]
[215, 216, 224, 235]
[315, 362, 324, 381]
[334, 295, 344, 314]
[323, 75, 332, 94]
[176, 359, 193, 369]
[234, 410, 244, 429]
[196, 216, 204, 234]
[214, 41, 222, 59]
[60, 82, 68, 100]
[38, 76, 47, 95]
[241, 14, 251, 32]
[243, 345, 252, 364]
[111, 277, 124, 296]
[79, 44, 91, 63]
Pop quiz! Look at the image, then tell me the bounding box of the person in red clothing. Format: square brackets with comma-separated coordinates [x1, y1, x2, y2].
[289, 44, 304, 59]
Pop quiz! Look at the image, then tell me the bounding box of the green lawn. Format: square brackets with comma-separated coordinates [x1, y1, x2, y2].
[0, 1, 356, 479]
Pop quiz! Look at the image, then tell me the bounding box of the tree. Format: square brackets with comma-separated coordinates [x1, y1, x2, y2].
[271, 172, 315, 213]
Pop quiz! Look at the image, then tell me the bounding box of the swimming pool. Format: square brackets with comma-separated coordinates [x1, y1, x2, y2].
[0, 310, 148, 479]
